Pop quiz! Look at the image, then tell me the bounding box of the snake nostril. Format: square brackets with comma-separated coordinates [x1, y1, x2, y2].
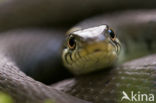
[94, 49, 101, 52]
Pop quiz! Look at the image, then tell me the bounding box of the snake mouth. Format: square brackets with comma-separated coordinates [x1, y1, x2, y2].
[63, 42, 118, 75]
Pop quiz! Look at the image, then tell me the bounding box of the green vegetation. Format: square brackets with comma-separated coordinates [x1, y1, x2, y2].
[44, 99, 55, 103]
[0, 92, 14, 103]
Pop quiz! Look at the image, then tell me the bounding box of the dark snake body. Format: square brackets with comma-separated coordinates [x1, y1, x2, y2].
[0, 1, 155, 103]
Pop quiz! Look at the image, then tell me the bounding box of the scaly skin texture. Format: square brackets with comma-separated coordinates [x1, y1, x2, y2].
[0, 29, 72, 84]
[52, 10, 156, 103]
[0, 10, 155, 103]
[0, 54, 90, 103]
[53, 55, 156, 103]
[0, 29, 90, 103]
[62, 25, 120, 75]
[0, 2, 155, 103]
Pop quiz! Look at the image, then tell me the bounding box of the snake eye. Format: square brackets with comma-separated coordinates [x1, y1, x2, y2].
[68, 36, 76, 49]
[108, 29, 116, 40]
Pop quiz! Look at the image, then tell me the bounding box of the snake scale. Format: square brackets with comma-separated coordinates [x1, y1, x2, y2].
[0, 0, 155, 103]
[53, 10, 156, 103]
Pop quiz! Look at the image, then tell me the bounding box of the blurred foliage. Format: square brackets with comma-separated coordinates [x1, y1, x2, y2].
[0, 92, 57, 103]
[0, 92, 14, 103]
[44, 99, 55, 103]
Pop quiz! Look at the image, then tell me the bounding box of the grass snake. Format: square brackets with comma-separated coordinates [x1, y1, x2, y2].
[0, 3, 155, 103]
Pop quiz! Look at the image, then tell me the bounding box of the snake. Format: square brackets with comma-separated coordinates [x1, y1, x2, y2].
[62, 25, 121, 75]
[54, 10, 156, 103]
[0, 1, 155, 103]
[56, 10, 156, 103]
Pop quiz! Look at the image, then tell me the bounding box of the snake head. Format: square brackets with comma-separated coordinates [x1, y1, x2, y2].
[62, 25, 121, 75]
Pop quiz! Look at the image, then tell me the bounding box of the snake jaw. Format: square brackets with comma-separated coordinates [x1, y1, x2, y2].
[62, 41, 118, 75]
[62, 25, 120, 75]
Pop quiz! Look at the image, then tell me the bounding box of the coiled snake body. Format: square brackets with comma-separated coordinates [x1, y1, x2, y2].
[54, 10, 156, 103]
[0, 1, 155, 103]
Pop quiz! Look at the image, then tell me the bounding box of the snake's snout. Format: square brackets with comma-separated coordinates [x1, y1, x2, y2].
[62, 25, 120, 75]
